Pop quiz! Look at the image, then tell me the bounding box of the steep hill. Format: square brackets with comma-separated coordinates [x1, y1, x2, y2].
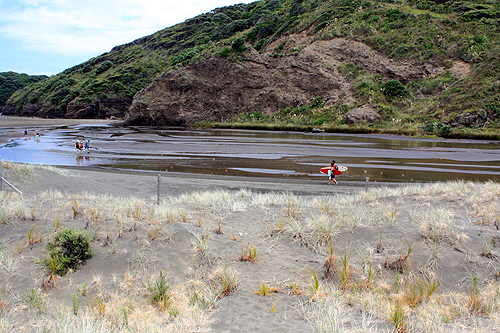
[0, 72, 47, 107]
[3, 0, 500, 136]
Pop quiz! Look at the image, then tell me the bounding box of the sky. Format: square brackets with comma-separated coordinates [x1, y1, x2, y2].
[0, 0, 255, 76]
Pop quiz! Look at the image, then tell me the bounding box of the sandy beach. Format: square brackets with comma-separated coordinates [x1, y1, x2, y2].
[1, 117, 500, 332]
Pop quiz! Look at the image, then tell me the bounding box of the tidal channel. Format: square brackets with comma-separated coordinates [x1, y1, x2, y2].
[1, 123, 499, 184]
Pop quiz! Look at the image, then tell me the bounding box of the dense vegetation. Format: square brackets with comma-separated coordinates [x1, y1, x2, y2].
[6, 0, 500, 137]
[0, 72, 47, 106]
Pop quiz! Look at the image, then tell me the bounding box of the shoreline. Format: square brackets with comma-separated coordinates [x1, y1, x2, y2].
[199, 120, 500, 141]
[0, 115, 119, 146]
[3, 164, 373, 198]
[2, 115, 499, 186]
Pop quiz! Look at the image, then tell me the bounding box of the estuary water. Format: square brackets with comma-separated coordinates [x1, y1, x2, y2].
[1, 122, 499, 183]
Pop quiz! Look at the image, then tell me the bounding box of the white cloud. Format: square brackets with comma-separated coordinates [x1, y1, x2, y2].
[0, 0, 253, 57]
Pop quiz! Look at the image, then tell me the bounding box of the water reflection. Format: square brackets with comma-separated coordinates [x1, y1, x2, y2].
[76, 155, 92, 167]
[1, 124, 499, 183]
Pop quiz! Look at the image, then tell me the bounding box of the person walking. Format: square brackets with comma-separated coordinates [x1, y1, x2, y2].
[76, 140, 83, 154]
[85, 140, 91, 154]
[328, 160, 338, 185]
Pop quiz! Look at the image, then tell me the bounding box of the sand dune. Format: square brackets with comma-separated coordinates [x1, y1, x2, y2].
[0, 162, 499, 332]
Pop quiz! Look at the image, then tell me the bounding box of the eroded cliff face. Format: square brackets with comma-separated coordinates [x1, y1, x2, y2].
[124, 35, 449, 126]
[124, 55, 351, 126]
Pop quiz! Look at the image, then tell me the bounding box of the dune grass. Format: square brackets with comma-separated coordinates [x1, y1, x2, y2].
[0, 168, 499, 331]
[1, 161, 77, 179]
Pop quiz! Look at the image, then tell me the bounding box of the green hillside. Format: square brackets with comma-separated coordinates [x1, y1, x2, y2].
[5, 0, 500, 136]
[0, 72, 47, 106]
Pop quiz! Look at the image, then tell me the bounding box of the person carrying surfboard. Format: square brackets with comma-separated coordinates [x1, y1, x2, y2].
[328, 160, 338, 185]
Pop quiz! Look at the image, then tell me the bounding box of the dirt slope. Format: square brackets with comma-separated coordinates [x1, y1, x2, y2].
[124, 34, 452, 126]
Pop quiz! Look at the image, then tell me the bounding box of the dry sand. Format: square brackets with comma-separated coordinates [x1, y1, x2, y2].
[1, 117, 500, 332]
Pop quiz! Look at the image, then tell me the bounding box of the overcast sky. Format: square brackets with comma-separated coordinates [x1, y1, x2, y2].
[0, 0, 254, 76]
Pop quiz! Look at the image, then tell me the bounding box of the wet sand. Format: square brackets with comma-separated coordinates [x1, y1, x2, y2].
[13, 166, 369, 199]
[2, 116, 500, 184]
[0, 116, 117, 146]
[0, 116, 376, 196]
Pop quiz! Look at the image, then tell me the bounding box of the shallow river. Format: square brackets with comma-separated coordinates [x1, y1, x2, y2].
[1, 123, 499, 183]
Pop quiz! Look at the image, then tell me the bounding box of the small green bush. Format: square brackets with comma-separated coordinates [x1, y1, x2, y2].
[437, 123, 452, 135]
[149, 270, 171, 308]
[95, 61, 113, 75]
[313, 117, 328, 126]
[423, 121, 452, 136]
[310, 96, 324, 108]
[82, 64, 92, 74]
[382, 80, 408, 99]
[219, 47, 232, 58]
[250, 111, 264, 120]
[231, 37, 245, 52]
[44, 228, 92, 275]
[112, 82, 126, 92]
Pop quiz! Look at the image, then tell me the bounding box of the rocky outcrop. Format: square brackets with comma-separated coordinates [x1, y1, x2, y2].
[66, 98, 132, 119]
[0, 103, 65, 118]
[345, 105, 381, 124]
[124, 36, 440, 126]
[124, 52, 352, 126]
[451, 111, 498, 127]
[2, 98, 130, 119]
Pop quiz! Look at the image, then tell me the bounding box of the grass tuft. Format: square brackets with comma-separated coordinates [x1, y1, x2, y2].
[240, 243, 258, 262]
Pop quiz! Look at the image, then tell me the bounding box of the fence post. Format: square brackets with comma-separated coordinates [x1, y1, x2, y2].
[366, 176, 369, 189]
[157, 174, 161, 205]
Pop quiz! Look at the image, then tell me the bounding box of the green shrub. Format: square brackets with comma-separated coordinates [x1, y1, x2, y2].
[112, 82, 126, 92]
[212, 13, 232, 25]
[219, 47, 232, 58]
[310, 96, 324, 108]
[44, 228, 92, 275]
[95, 61, 113, 75]
[437, 123, 452, 135]
[423, 121, 452, 136]
[171, 45, 206, 66]
[382, 80, 408, 99]
[250, 111, 264, 120]
[82, 64, 92, 74]
[313, 117, 328, 126]
[232, 37, 245, 52]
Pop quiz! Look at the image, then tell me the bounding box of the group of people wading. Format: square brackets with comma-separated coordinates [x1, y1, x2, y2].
[76, 139, 91, 154]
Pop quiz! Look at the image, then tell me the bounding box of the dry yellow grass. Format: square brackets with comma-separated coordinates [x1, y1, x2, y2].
[1, 164, 500, 331]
